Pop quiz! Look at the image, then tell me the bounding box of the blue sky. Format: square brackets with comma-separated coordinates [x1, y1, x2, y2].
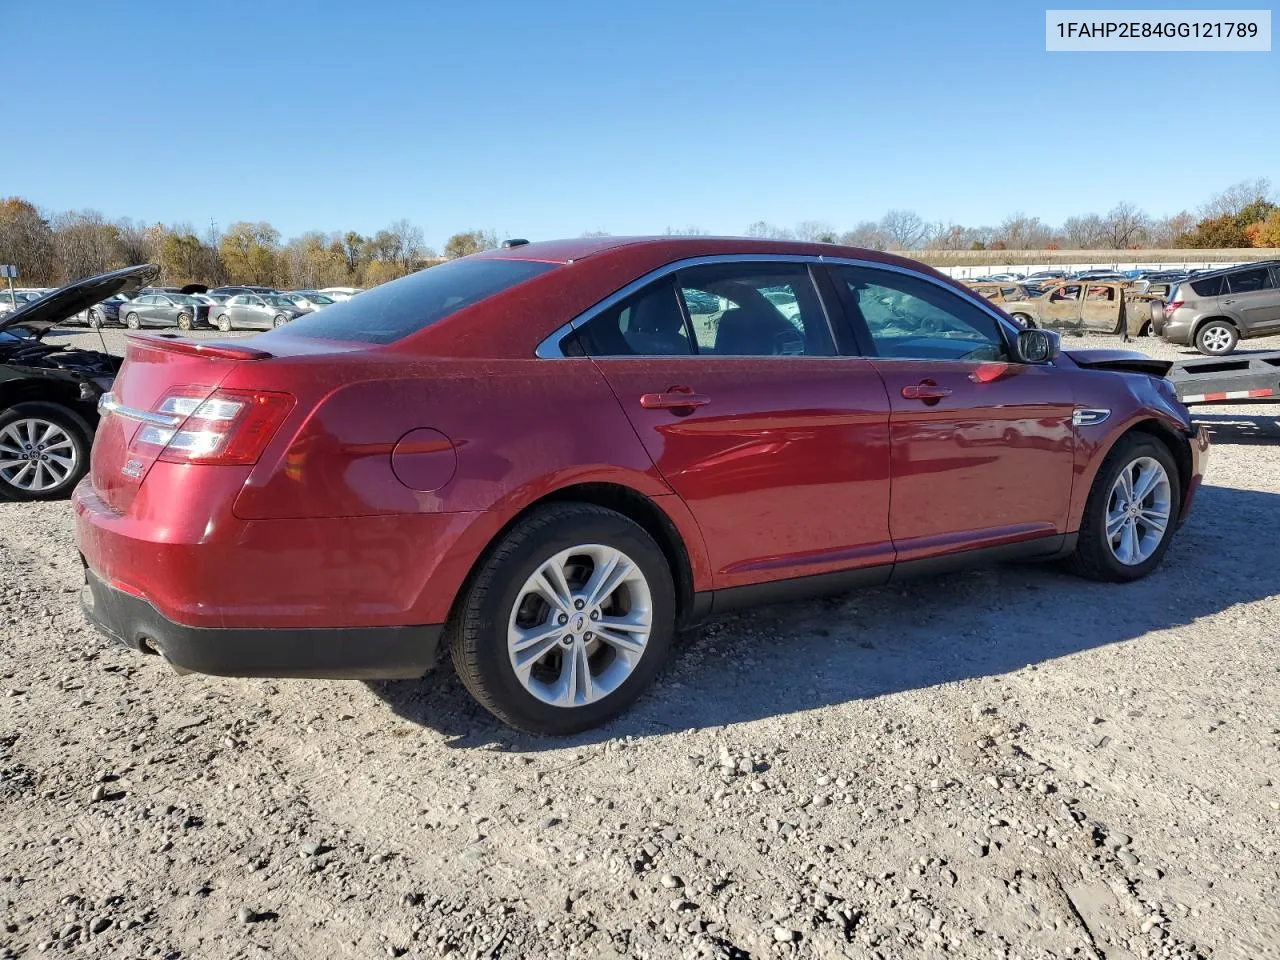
[5, 0, 1276, 247]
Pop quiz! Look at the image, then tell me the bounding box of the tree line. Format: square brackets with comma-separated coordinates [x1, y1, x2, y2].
[1, 179, 1276, 288]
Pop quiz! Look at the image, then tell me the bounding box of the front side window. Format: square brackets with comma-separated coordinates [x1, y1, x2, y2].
[834, 265, 1009, 362]
[676, 262, 834, 356]
[1085, 285, 1115, 301]
[1227, 268, 1273, 294]
[1049, 284, 1080, 303]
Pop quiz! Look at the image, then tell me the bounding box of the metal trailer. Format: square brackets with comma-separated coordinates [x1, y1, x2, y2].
[1168, 351, 1280, 406]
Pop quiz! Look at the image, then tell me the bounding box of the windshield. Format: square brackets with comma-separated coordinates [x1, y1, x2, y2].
[275, 258, 558, 344]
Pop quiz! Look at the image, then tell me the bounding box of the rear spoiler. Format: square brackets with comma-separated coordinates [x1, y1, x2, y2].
[126, 332, 273, 361]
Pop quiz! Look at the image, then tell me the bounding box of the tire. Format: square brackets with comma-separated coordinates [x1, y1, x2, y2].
[87, 310, 101, 328]
[177, 313, 192, 331]
[272, 314, 288, 328]
[0, 402, 93, 502]
[216, 315, 232, 332]
[1066, 432, 1181, 583]
[1194, 320, 1238, 356]
[125, 312, 140, 330]
[1010, 313, 1035, 329]
[448, 503, 676, 735]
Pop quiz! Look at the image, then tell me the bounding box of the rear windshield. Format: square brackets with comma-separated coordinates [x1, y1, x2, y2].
[1189, 275, 1224, 297]
[276, 258, 557, 344]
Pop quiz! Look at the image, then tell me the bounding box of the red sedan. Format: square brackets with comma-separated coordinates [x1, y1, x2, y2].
[75, 238, 1209, 734]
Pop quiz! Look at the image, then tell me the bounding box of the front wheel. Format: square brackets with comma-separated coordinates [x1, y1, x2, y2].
[87, 309, 102, 328]
[125, 312, 140, 329]
[0, 402, 93, 501]
[1195, 320, 1237, 356]
[216, 315, 232, 332]
[1067, 433, 1180, 582]
[448, 503, 676, 734]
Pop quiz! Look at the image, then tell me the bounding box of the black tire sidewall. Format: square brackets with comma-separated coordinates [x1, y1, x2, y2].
[1081, 435, 1181, 581]
[0, 402, 93, 501]
[457, 509, 676, 735]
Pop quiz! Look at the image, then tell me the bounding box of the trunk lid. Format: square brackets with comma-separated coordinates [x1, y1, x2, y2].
[90, 334, 268, 513]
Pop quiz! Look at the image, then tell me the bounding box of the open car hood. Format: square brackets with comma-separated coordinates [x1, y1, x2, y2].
[0, 264, 160, 337]
[1065, 348, 1172, 378]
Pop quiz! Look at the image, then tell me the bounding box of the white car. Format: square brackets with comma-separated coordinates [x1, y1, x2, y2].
[318, 286, 363, 301]
[284, 292, 337, 311]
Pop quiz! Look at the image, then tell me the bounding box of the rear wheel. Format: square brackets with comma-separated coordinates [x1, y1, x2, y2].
[177, 312, 192, 331]
[0, 402, 92, 501]
[1195, 320, 1238, 356]
[272, 314, 288, 328]
[216, 315, 232, 332]
[448, 503, 676, 734]
[1067, 433, 1180, 582]
[87, 309, 102, 328]
[125, 312, 140, 329]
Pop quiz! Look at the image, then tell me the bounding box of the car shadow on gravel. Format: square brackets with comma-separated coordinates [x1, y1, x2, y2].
[367, 483, 1280, 751]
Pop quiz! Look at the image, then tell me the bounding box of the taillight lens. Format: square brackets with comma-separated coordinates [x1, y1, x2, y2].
[131, 388, 295, 465]
[1165, 300, 1184, 315]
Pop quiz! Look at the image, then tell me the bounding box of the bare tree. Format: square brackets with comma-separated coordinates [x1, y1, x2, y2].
[1200, 178, 1274, 219]
[1061, 214, 1109, 249]
[385, 218, 428, 268]
[1102, 202, 1150, 249]
[839, 222, 889, 250]
[51, 210, 119, 280]
[663, 226, 710, 236]
[878, 210, 931, 249]
[744, 221, 794, 240]
[995, 214, 1056, 249]
[794, 220, 837, 243]
[1149, 210, 1197, 247]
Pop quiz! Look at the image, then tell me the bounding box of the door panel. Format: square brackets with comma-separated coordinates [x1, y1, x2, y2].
[829, 263, 1077, 559]
[1039, 284, 1084, 330]
[1224, 267, 1280, 333]
[594, 358, 893, 587]
[1080, 285, 1122, 332]
[872, 360, 1075, 557]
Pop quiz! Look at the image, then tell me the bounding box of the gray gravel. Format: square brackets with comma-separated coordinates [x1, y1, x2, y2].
[0, 324, 1277, 958]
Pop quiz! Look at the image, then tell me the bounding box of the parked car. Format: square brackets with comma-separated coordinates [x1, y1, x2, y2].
[1, 264, 157, 500]
[1000, 281, 1160, 338]
[1155, 261, 1280, 355]
[964, 281, 1036, 310]
[282, 292, 337, 311]
[209, 285, 282, 298]
[76, 237, 1208, 734]
[121, 293, 211, 330]
[0, 291, 39, 315]
[66, 293, 134, 328]
[211, 293, 310, 330]
[318, 286, 363, 301]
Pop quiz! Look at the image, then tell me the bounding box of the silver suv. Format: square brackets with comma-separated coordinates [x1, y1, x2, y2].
[1157, 261, 1280, 355]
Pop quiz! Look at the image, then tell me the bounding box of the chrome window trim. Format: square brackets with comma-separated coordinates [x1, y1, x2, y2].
[533, 253, 1026, 359]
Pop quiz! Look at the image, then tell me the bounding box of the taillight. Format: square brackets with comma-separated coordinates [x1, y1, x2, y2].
[1166, 300, 1184, 314]
[130, 388, 295, 465]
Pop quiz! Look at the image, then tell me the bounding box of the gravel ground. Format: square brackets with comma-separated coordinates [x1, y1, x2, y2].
[2, 325, 1278, 960]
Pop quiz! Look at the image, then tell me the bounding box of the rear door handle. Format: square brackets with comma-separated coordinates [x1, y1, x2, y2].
[640, 389, 711, 411]
[1222, 298, 1237, 304]
[901, 382, 953, 401]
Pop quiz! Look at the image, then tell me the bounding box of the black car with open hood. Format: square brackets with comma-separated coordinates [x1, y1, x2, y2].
[0, 264, 159, 501]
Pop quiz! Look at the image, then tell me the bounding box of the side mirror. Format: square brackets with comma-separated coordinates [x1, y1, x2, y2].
[1016, 327, 1060, 364]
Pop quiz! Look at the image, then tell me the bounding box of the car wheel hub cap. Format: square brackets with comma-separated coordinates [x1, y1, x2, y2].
[507, 544, 652, 708]
[1204, 329, 1230, 351]
[1105, 456, 1172, 566]
[0, 419, 77, 491]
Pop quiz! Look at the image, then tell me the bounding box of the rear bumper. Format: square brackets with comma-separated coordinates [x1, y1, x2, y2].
[81, 567, 440, 680]
[1182, 425, 1210, 523]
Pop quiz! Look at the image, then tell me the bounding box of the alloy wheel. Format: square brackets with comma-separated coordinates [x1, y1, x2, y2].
[1105, 456, 1172, 566]
[507, 544, 653, 708]
[1200, 326, 1233, 353]
[0, 419, 78, 492]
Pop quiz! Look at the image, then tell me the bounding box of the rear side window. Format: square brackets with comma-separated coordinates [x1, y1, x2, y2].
[279, 258, 557, 344]
[1189, 275, 1224, 297]
[1227, 267, 1274, 294]
[576, 279, 692, 356]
